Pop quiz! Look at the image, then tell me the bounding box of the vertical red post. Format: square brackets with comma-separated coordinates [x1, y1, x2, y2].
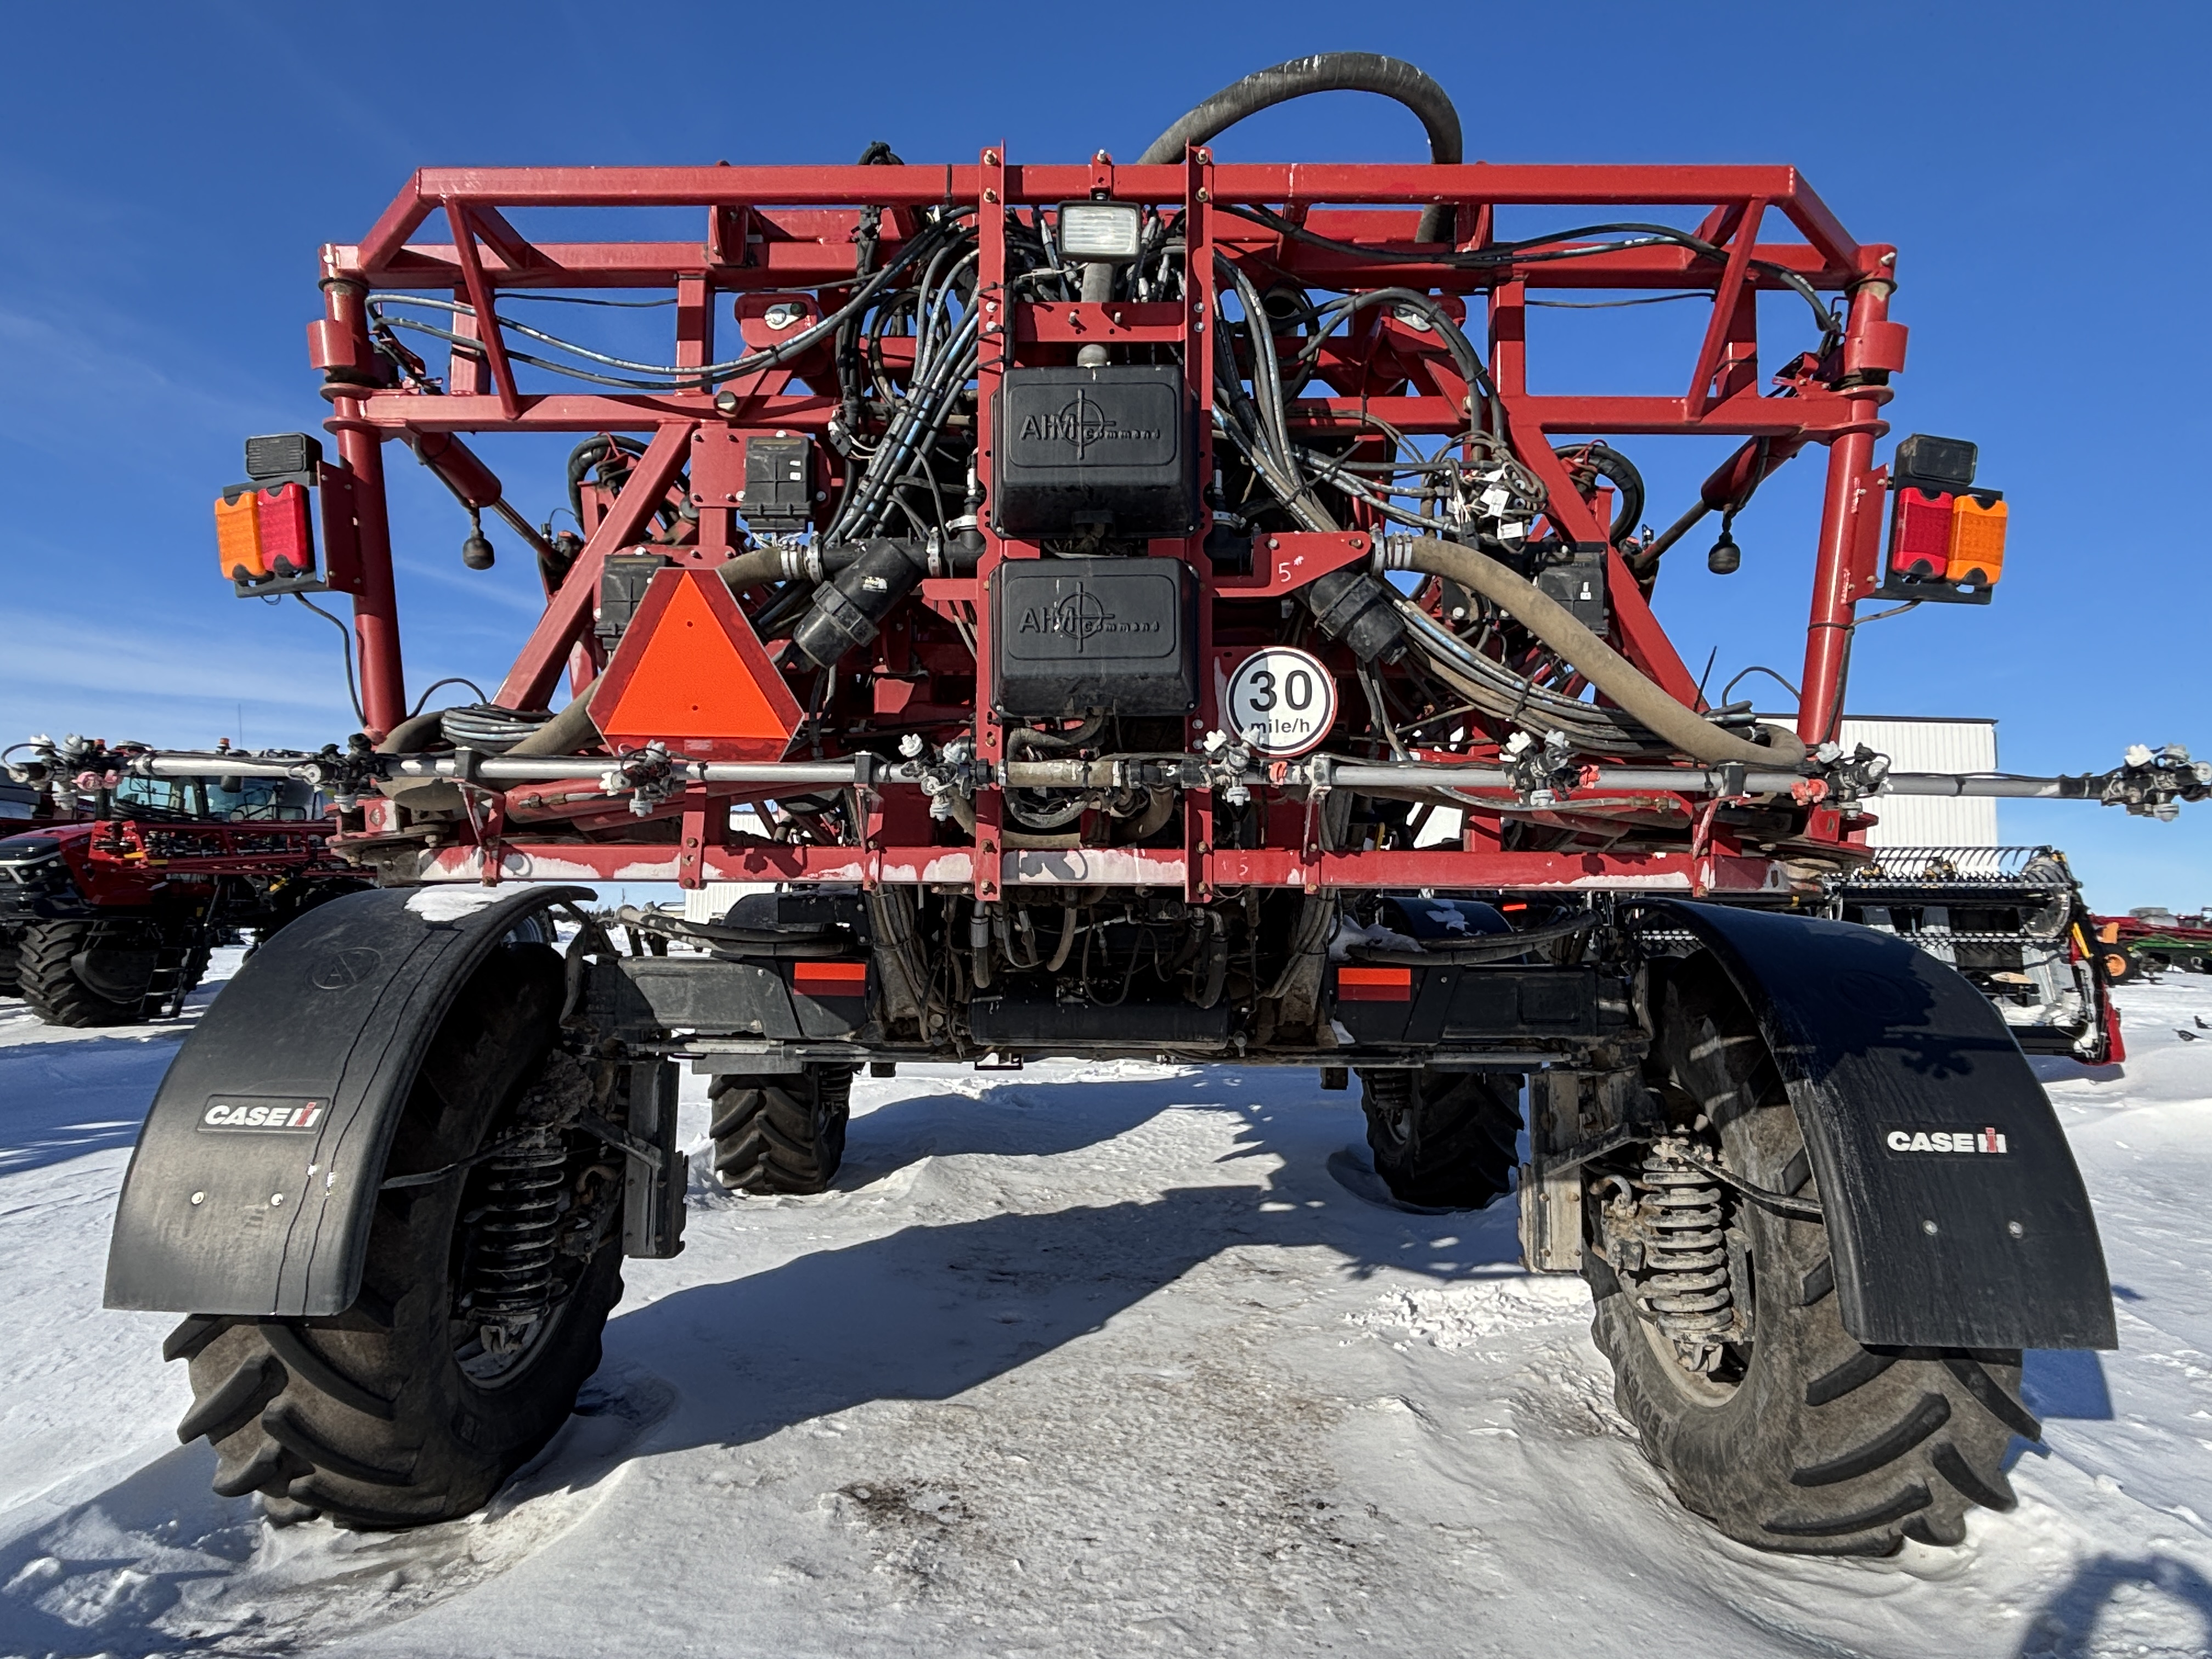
[1184, 145, 1217, 902]
[1798, 276, 1896, 746]
[1798, 423, 1875, 747]
[320, 279, 406, 737]
[970, 146, 1008, 905]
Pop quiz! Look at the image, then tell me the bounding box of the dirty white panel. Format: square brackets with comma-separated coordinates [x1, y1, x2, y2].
[1839, 715, 2000, 847]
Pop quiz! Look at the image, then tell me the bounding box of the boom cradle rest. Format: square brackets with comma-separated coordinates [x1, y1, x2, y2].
[112, 52, 2156, 1554]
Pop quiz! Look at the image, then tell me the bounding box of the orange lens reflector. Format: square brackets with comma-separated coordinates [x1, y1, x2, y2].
[1336, 966, 1413, 1002]
[592, 569, 803, 761]
[214, 488, 264, 581]
[1948, 494, 2007, 586]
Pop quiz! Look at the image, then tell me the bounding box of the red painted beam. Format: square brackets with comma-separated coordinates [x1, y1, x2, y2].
[410, 839, 1789, 898]
[493, 421, 693, 709]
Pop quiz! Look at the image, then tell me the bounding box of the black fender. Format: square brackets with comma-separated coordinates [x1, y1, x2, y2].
[1652, 900, 2115, 1351]
[104, 884, 593, 1318]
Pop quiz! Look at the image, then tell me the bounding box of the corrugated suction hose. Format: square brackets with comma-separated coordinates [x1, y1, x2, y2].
[1379, 535, 1807, 767]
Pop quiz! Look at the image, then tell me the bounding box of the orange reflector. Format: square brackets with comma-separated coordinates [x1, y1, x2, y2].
[592, 569, 804, 761]
[1336, 966, 1413, 1002]
[1948, 493, 2007, 586]
[793, 961, 868, 995]
[215, 488, 265, 582]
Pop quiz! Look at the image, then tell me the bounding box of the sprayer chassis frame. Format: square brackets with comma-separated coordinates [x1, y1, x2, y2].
[311, 154, 1902, 896]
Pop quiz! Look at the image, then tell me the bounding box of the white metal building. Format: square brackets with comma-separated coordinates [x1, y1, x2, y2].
[1838, 715, 2000, 848]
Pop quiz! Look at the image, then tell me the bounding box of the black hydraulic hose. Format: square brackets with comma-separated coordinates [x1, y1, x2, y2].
[1555, 442, 1645, 546]
[567, 435, 646, 526]
[1139, 54, 1462, 243]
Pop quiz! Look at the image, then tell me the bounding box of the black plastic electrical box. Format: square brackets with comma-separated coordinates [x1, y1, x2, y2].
[991, 366, 1199, 538]
[990, 558, 1198, 716]
[1535, 542, 1609, 634]
[595, 553, 669, 654]
[743, 435, 814, 532]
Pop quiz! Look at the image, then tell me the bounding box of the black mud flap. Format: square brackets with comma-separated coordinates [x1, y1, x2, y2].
[1654, 900, 2115, 1351]
[104, 884, 592, 1318]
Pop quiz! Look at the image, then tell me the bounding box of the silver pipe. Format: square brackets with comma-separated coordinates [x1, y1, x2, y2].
[134, 755, 308, 779]
[1881, 772, 2089, 799]
[1319, 764, 2097, 800]
[110, 751, 2105, 804]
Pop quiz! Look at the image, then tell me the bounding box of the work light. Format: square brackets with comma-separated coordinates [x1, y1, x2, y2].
[1057, 201, 1142, 262]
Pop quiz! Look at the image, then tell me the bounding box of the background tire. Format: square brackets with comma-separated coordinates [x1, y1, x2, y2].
[16, 916, 208, 1025]
[1357, 1067, 1521, 1209]
[168, 940, 625, 1528]
[2099, 944, 2140, 985]
[709, 1066, 854, 1194]
[1588, 956, 2033, 1555]
[0, 926, 19, 997]
[19, 918, 146, 1025]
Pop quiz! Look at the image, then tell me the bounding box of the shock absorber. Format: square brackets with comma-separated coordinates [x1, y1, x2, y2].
[462, 1125, 569, 1348]
[1632, 1141, 1735, 1369]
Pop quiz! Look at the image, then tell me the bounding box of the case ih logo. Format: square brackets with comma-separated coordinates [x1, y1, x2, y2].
[1017, 388, 1160, 458]
[1885, 1126, 2009, 1154]
[200, 1098, 326, 1132]
[1017, 586, 1160, 652]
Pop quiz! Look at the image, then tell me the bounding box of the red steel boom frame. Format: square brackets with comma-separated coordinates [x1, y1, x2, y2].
[302, 153, 1907, 898]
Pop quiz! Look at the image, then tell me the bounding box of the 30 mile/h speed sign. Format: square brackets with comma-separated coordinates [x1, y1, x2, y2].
[1224, 647, 1338, 757]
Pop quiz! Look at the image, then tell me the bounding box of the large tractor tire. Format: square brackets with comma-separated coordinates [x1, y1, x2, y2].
[167, 940, 625, 1528]
[18, 917, 202, 1026]
[1588, 956, 2033, 1555]
[1357, 1066, 1522, 1209]
[709, 1065, 855, 1194]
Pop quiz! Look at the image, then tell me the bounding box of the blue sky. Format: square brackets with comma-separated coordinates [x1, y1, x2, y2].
[1, 1, 2204, 909]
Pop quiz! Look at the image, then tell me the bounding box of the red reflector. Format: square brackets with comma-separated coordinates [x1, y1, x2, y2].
[792, 961, 867, 995]
[1337, 966, 1413, 1002]
[256, 482, 317, 578]
[1888, 486, 1953, 578]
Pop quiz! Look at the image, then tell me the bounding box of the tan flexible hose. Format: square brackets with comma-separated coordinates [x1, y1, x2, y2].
[1382, 537, 1807, 767]
[504, 681, 602, 758]
[714, 545, 792, 594]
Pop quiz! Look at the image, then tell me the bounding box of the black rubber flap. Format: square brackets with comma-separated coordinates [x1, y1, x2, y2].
[104, 884, 590, 1317]
[1652, 900, 2116, 1351]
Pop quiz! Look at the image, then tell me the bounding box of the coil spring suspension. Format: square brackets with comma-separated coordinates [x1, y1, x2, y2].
[1633, 1141, 1735, 1372]
[462, 1125, 569, 1350]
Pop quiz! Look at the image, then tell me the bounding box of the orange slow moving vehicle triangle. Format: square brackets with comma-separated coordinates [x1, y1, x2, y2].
[591, 568, 803, 760]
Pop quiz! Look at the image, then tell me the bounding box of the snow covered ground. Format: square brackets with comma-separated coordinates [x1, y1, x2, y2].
[3, 956, 2211, 1658]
